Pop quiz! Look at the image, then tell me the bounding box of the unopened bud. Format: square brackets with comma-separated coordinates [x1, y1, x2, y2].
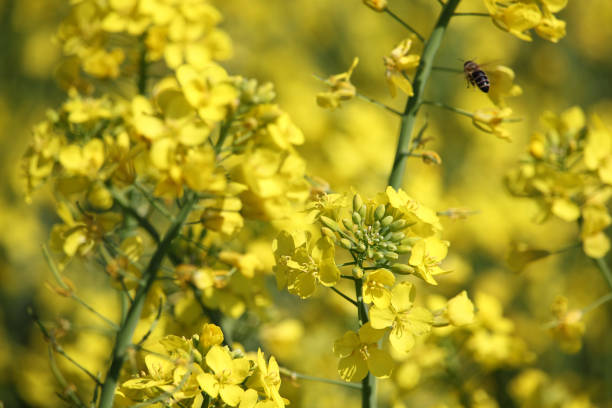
[391, 263, 414, 275]
[374, 204, 386, 220]
[87, 182, 113, 210]
[357, 242, 366, 252]
[320, 215, 340, 231]
[397, 245, 411, 253]
[381, 215, 394, 227]
[352, 211, 362, 225]
[391, 232, 406, 242]
[353, 194, 363, 213]
[390, 219, 407, 231]
[321, 227, 336, 239]
[421, 150, 442, 165]
[363, 0, 387, 11]
[340, 238, 353, 249]
[384, 251, 399, 260]
[342, 218, 354, 230]
[352, 266, 364, 279]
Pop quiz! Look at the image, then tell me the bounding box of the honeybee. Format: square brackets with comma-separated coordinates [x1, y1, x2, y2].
[463, 60, 490, 93]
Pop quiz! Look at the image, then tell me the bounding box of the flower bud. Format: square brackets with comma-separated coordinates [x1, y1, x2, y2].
[87, 182, 113, 210]
[353, 194, 363, 213]
[321, 226, 336, 239]
[342, 218, 354, 230]
[390, 219, 407, 231]
[320, 215, 340, 231]
[384, 251, 399, 260]
[397, 245, 411, 253]
[363, 0, 387, 11]
[391, 232, 406, 242]
[357, 242, 367, 252]
[340, 238, 353, 249]
[352, 211, 362, 225]
[381, 215, 394, 227]
[391, 263, 414, 275]
[352, 266, 364, 279]
[374, 204, 386, 220]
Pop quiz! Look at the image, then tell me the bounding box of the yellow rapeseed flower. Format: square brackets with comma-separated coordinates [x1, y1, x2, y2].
[333, 322, 393, 382]
[370, 282, 433, 353]
[197, 345, 251, 406]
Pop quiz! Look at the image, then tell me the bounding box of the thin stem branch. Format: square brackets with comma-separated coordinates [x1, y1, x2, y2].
[594, 257, 612, 290]
[279, 367, 362, 390]
[422, 100, 473, 118]
[48, 346, 88, 408]
[356, 92, 402, 116]
[453, 12, 490, 17]
[330, 286, 358, 306]
[43, 245, 119, 331]
[387, 0, 462, 189]
[111, 188, 160, 244]
[582, 292, 612, 315]
[98, 193, 198, 408]
[29, 308, 102, 386]
[133, 181, 172, 218]
[384, 8, 425, 42]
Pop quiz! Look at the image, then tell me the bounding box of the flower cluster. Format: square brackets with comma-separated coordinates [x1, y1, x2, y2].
[56, 0, 232, 86]
[484, 0, 567, 43]
[505, 106, 612, 258]
[274, 187, 475, 381]
[118, 324, 287, 407]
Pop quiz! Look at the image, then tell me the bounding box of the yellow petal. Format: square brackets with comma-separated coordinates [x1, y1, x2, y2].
[366, 348, 393, 378]
[338, 353, 368, 382]
[220, 384, 245, 407]
[197, 373, 220, 398]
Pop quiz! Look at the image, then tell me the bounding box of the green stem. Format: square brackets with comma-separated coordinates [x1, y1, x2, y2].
[356, 92, 402, 116]
[98, 194, 197, 408]
[137, 34, 148, 95]
[354, 279, 376, 408]
[422, 100, 474, 118]
[387, 0, 462, 189]
[384, 8, 425, 42]
[582, 292, 612, 315]
[111, 187, 160, 244]
[43, 245, 119, 330]
[594, 257, 612, 290]
[279, 367, 362, 390]
[330, 286, 358, 306]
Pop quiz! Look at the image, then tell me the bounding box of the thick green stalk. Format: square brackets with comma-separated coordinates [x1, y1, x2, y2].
[354, 279, 376, 408]
[387, 0, 462, 189]
[98, 194, 197, 408]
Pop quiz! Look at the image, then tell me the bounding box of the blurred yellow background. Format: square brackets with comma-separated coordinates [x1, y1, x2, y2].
[1, 0, 612, 406]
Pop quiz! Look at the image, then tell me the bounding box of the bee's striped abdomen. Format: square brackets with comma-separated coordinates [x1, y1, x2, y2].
[472, 69, 490, 93]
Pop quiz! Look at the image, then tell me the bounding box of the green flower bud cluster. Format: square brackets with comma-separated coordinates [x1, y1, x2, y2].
[319, 194, 411, 267]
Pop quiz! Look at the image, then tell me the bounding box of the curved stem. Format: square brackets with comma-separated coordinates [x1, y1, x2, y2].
[387, 0, 462, 189]
[98, 194, 197, 408]
[384, 8, 425, 42]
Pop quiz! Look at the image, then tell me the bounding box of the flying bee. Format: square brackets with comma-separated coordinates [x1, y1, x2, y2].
[463, 60, 490, 93]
